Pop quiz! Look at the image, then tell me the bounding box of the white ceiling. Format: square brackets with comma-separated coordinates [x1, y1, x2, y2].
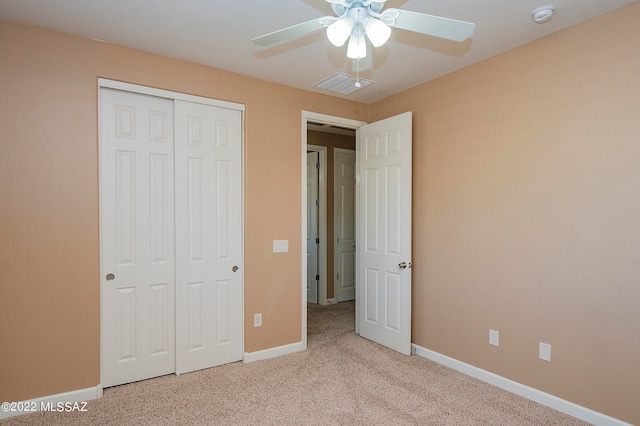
[1, 0, 637, 103]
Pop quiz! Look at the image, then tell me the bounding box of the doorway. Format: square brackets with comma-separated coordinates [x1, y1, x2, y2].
[301, 111, 366, 349]
[301, 111, 413, 355]
[307, 131, 356, 305]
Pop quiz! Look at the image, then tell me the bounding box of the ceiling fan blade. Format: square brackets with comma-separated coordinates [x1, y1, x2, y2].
[252, 17, 333, 46]
[385, 9, 475, 42]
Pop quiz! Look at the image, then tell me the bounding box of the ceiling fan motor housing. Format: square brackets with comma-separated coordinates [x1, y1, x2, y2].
[330, 0, 386, 17]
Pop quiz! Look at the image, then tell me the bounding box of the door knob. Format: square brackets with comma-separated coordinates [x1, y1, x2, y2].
[398, 262, 412, 269]
[232, 266, 239, 272]
[106, 273, 115, 281]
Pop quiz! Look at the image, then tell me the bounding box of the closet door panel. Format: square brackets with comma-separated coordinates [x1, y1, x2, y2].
[175, 100, 243, 374]
[100, 88, 176, 387]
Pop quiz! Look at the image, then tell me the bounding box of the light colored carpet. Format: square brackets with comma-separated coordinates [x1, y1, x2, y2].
[3, 301, 588, 425]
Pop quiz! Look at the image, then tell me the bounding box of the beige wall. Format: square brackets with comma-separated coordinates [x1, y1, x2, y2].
[0, 21, 367, 402]
[1, 2, 639, 422]
[307, 130, 356, 300]
[370, 3, 640, 424]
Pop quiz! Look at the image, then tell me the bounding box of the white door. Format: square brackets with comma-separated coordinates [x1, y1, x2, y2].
[306, 152, 319, 304]
[334, 148, 356, 302]
[101, 85, 244, 385]
[357, 112, 412, 355]
[100, 88, 176, 387]
[174, 100, 243, 374]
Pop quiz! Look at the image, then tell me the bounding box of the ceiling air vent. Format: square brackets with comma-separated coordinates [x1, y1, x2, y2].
[313, 73, 373, 95]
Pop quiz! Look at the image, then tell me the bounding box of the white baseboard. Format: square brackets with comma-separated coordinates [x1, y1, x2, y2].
[243, 341, 304, 363]
[0, 385, 101, 420]
[326, 298, 336, 304]
[5, 347, 628, 424]
[412, 344, 631, 426]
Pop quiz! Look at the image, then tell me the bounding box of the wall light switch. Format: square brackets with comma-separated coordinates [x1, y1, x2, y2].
[489, 329, 499, 347]
[254, 313, 262, 327]
[273, 240, 288, 253]
[539, 342, 551, 361]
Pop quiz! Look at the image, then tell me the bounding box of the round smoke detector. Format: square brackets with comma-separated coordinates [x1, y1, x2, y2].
[532, 5, 555, 23]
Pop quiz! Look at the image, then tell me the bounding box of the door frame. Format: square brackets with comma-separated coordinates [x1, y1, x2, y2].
[301, 111, 366, 349]
[98, 78, 246, 389]
[306, 145, 327, 305]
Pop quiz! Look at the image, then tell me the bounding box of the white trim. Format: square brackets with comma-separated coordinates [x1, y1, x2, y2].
[98, 78, 245, 112]
[242, 342, 304, 363]
[301, 111, 367, 350]
[412, 344, 632, 426]
[0, 386, 101, 419]
[354, 129, 361, 335]
[326, 298, 336, 304]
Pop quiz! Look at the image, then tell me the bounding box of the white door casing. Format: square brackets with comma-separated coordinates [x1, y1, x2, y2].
[334, 148, 356, 302]
[174, 100, 243, 375]
[100, 88, 176, 387]
[306, 151, 319, 304]
[357, 112, 412, 355]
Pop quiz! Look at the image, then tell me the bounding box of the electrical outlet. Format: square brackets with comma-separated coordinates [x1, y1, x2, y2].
[254, 313, 262, 327]
[489, 329, 499, 346]
[539, 342, 551, 361]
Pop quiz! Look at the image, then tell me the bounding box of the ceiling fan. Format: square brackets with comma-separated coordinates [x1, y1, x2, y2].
[251, 0, 476, 59]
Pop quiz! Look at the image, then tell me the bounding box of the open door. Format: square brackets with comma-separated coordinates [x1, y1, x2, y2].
[306, 151, 319, 304]
[334, 148, 356, 302]
[357, 112, 412, 355]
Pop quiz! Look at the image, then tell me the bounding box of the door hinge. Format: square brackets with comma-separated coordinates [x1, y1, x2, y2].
[337, 273, 340, 280]
[315, 199, 319, 206]
[316, 237, 320, 244]
[316, 162, 320, 170]
[316, 274, 320, 281]
[337, 237, 340, 244]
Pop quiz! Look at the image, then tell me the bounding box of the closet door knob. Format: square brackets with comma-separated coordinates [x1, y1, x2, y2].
[232, 266, 239, 272]
[106, 273, 115, 281]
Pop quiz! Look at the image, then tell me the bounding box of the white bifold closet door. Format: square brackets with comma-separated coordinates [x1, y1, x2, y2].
[100, 88, 242, 388]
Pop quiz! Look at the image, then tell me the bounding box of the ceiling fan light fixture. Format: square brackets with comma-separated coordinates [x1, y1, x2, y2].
[364, 17, 391, 47]
[346, 33, 367, 59]
[327, 17, 354, 46]
[252, 1, 477, 62]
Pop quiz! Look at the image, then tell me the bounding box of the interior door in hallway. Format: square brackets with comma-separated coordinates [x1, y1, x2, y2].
[100, 88, 176, 387]
[334, 148, 356, 302]
[357, 112, 412, 356]
[306, 151, 320, 304]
